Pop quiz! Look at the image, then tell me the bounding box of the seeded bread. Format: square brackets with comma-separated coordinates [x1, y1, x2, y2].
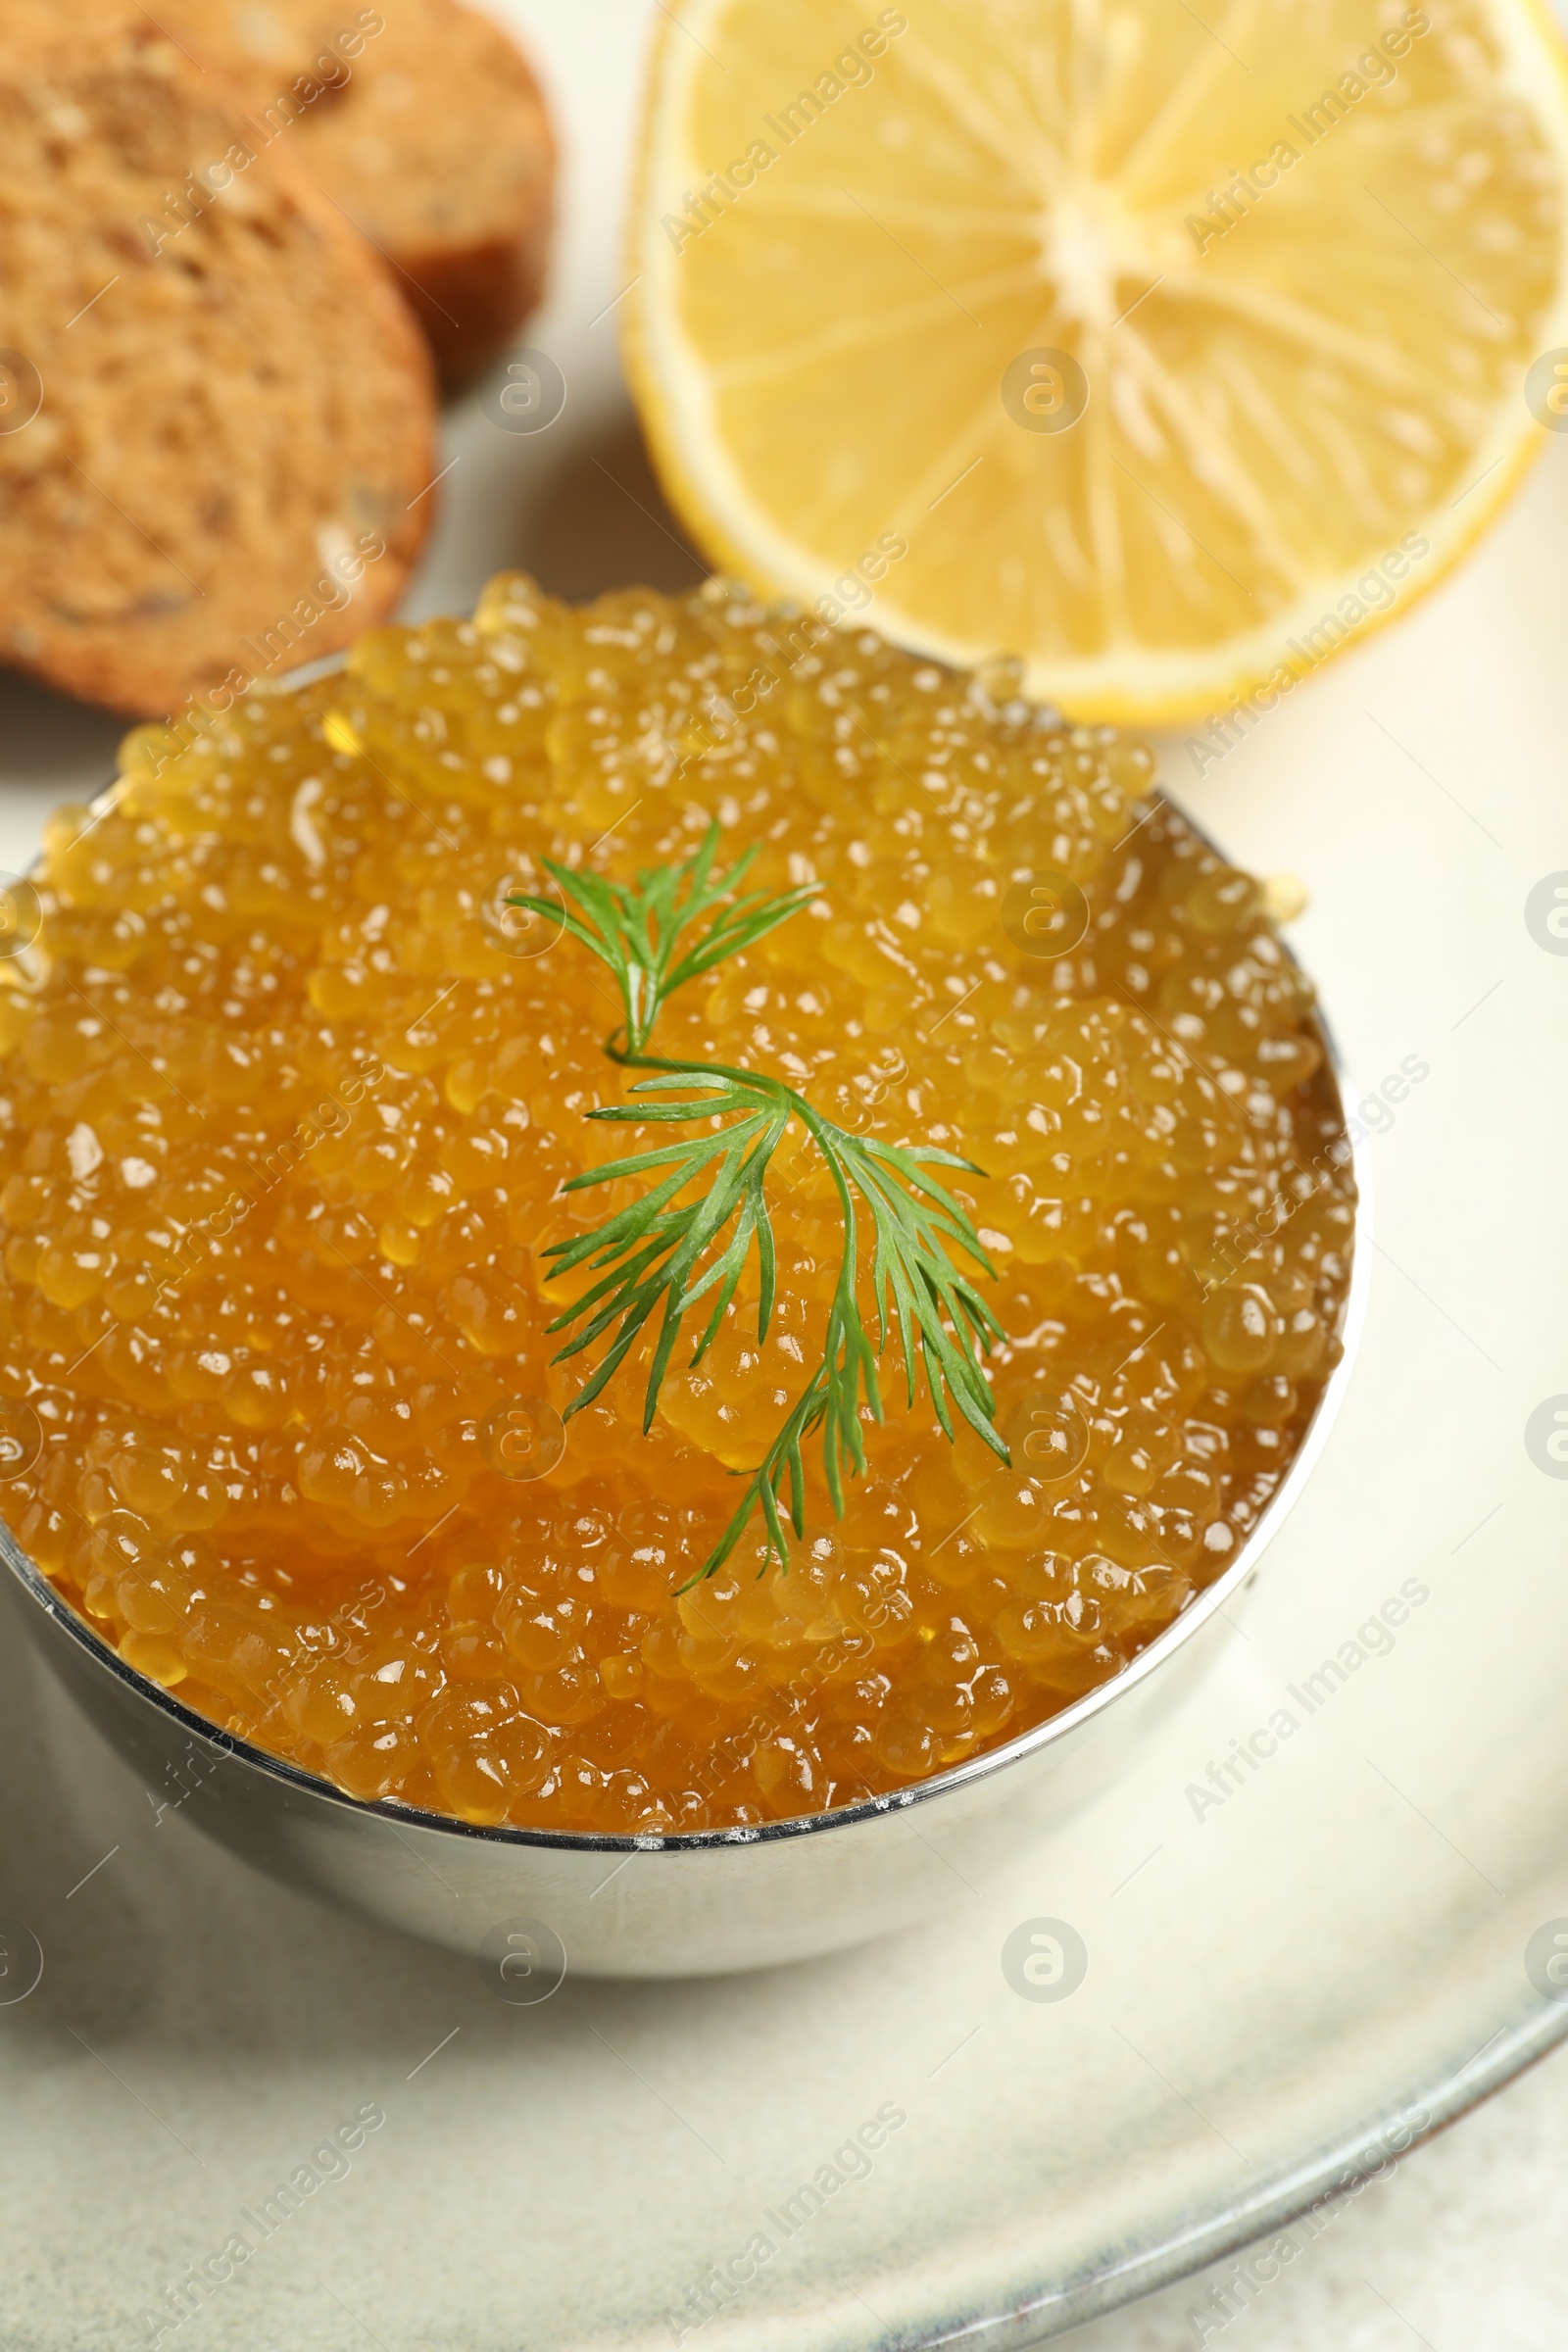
[159, 0, 556, 376]
[0, 13, 438, 719]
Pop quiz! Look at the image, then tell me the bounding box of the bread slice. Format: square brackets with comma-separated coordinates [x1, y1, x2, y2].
[0, 12, 438, 718]
[157, 0, 556, 377]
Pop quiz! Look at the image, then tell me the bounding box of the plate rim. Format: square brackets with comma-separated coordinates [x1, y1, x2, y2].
[909, 2000, 1568, 2345]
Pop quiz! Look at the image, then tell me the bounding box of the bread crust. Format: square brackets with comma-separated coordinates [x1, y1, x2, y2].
[156, 0, 557, 377]
[394, 203, 555, 385]
[0, 13, 439, 718]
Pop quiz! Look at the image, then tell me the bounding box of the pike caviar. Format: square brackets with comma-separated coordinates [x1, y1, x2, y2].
[0, 574, 1354, 1834]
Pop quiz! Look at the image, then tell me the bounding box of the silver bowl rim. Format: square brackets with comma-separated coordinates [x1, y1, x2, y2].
[0, 735, 1374, 1855]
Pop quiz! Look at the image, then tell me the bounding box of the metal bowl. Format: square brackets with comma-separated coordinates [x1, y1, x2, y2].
[2, 1200, 1368, 1985]
[0, 757, 1369, 1978]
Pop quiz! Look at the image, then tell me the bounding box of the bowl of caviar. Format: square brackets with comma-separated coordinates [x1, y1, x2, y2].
[0, 574, 1361, 1976]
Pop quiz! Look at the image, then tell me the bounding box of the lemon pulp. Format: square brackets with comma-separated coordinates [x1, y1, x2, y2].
[627, 0, 1568, 719]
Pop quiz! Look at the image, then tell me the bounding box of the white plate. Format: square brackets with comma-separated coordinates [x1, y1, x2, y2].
[4, 5, 1568, 2344]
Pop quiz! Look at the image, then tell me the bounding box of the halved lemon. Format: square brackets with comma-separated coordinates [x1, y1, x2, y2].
[625, 0, 1568, 723]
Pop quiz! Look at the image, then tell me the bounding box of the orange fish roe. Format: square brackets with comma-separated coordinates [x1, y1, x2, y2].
[0, 575, 1354, 1834]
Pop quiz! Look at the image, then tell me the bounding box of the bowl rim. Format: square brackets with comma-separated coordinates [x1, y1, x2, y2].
[0, 759, 1373, 1854]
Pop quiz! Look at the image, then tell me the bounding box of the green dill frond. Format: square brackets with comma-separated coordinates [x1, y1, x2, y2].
[521, 824, 1008, 1583]
[507, 820, 820, 1053]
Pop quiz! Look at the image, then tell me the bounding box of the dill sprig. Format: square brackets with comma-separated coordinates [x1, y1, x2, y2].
[514, 823, 819, 1054]
[509, 825, 1007, 1583]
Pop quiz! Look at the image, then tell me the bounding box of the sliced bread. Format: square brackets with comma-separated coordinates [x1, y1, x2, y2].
[157, 0, 556, 376]
[0, 12, 439, 718]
